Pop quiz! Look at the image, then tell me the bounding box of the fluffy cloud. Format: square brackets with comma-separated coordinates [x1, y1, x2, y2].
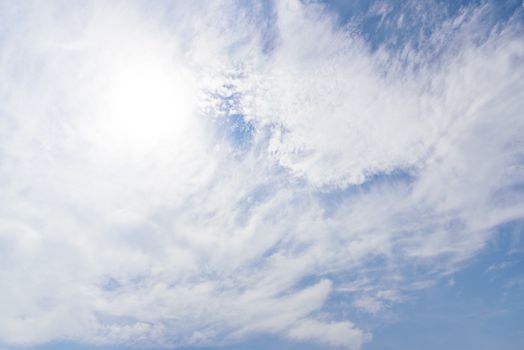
[0, 0, 523, 349]
[287, 318, 370, 349]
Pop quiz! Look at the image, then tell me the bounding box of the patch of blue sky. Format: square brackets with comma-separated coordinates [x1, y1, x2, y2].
[364, 219, 524, 350]
[100, 276, 121, 292]
[225, 114, 255, 149]
[213, 113, 255, 153]
[315, 0, 522, 53]
[206, 76, 256, 153]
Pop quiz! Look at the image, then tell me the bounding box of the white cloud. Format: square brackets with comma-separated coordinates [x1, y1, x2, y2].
[353, 296, 384, 315]
[287, 318, 370, 349]
[0, 0, 523, 349]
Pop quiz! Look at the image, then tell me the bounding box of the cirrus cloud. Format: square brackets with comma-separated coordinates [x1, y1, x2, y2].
[0, 0, 523, 349]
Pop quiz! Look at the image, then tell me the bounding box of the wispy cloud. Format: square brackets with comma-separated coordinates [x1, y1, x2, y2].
[0, 0, 523, 349]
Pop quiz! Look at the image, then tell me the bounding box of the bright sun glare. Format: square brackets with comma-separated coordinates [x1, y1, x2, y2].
[91, 54, 196, 159]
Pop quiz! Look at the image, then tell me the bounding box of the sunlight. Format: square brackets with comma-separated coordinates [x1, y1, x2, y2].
[92, 54, 197, 159]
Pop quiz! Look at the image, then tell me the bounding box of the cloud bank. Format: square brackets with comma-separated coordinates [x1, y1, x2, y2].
[0, 0, 523, 348]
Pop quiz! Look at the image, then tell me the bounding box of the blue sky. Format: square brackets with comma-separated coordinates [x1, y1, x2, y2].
[1, 0, 523, 349]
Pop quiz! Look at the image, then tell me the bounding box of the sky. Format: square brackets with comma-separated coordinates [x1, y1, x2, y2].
[0, 0, 523, 349]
